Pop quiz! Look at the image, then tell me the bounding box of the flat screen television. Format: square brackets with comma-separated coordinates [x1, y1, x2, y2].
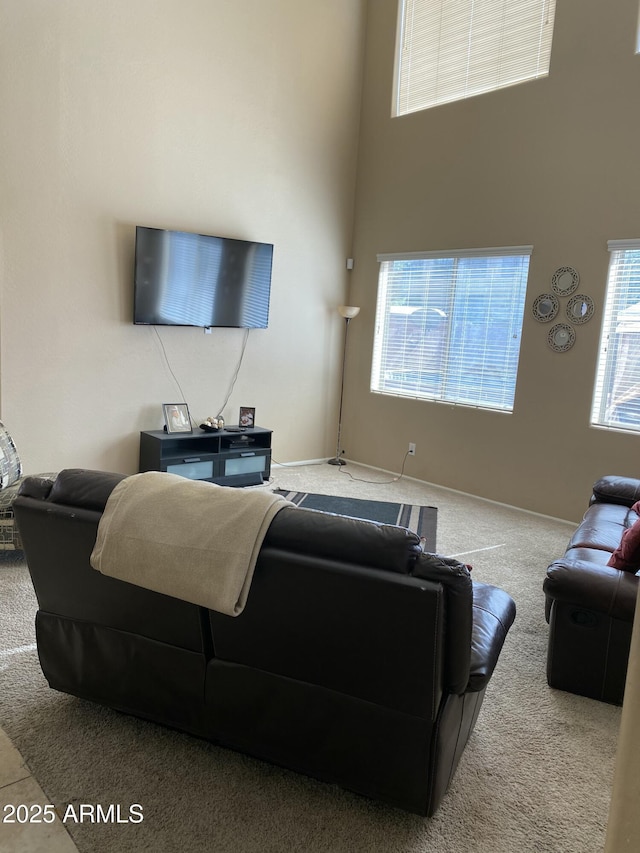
[134, 226, 273, 328]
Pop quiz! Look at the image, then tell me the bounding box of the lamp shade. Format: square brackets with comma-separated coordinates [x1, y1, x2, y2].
[338, 306, 360, 319]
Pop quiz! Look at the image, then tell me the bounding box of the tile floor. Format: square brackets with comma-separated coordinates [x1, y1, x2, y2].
[0, 727, 79, 852]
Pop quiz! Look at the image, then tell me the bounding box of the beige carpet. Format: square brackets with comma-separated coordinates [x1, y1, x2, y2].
[0, 463, 620, 852]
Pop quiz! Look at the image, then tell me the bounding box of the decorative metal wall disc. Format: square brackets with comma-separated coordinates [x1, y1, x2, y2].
[566, 293, 594, 324]
[548, 323, 576, 352]
[532, 293, 559, 322]
[551, 266, 580, 296]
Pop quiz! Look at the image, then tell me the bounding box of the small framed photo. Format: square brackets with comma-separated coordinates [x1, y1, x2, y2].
[163, 403, 192, 434]
[239, 406, 255, 428]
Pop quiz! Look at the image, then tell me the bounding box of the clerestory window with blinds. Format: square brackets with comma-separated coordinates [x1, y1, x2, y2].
[393, 0, 557, 116]
[371, 247, 532, 412]
[591, 240, 640, 432]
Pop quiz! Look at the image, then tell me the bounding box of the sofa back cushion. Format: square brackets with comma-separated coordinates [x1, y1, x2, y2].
[263, 505, 424, 574]
[569, 502, 637, 553]
[48, 468, 126, 510]
[591, 476, 640, 507]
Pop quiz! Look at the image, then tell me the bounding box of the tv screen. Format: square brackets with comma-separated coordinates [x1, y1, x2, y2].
[134, 226, 273, 328]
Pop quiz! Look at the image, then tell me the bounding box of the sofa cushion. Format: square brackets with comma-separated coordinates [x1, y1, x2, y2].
[568, 502, 635, 553]
[263, 505, 423, 575]
[49, 469, 127, 512]
[591, 476, 640, 507]
[608, 511, 640, 572]
[468, 582, 517, 692]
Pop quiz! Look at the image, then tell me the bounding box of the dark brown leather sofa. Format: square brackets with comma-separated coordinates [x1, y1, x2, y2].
[15, 468, 516, 816]
[544, 475, 640, 705]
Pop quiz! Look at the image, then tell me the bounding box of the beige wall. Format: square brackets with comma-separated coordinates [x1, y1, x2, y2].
[0, 0, 365, 474]
[345, 0, 640, 521]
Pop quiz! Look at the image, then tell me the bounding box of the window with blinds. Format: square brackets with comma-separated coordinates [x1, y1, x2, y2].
[371, 247, 532, 411]
[591, 241, 640, 432]
[393, 0, 557, 116]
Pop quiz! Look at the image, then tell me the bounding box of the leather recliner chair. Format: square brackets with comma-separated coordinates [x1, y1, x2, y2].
[544, 475, 640, 704]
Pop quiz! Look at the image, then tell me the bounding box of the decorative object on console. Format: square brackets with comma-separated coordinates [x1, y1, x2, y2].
[200, 417, 221, 432]
[162, 403, 192, 434]
[551, 265, 579, 296]
[239, 407, 255, 428]
[328, 305, 360, 466]
[566, 293, 594, 324]
[547, 322, 576, 352]
[532, 293, 559, 322]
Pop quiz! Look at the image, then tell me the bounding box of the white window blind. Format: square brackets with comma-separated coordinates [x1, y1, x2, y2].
[591, 240, 640, 432]
[394, 0, 557, 116]
[371, 247, 531, 411]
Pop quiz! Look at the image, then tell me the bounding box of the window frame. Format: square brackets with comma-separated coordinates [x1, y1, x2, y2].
[371, 246, 532, 413]
[591, 239, 640, 434]
[393, 0, 557, 117]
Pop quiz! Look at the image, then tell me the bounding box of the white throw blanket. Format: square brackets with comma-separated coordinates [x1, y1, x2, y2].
[90, 471, 290, 616]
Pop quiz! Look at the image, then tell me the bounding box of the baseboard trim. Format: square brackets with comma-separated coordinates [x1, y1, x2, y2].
[271, 458, 329, 469]
[273, 458, 576, 526]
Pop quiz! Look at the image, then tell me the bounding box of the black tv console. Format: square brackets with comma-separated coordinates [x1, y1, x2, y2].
[139, 426, 272, 488]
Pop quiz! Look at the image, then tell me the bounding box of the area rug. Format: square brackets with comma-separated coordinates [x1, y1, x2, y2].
[274, 490, 437, 551]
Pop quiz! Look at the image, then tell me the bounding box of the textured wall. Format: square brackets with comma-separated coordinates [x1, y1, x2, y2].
[0, 0, 365, 474]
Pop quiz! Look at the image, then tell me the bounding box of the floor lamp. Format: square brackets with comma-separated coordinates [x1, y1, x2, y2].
[328, 305, 360, 466]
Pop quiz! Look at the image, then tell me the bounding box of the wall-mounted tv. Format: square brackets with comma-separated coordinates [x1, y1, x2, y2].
[134, 226, 273, 328]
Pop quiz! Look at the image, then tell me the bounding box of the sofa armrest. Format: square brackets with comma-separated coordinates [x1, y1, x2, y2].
[18, 475, 57, 501]
[591, 475, 640, 507]
[413, 552, 474, 694]
[467, 582, 516, 693]
[544, 558, 638, 623]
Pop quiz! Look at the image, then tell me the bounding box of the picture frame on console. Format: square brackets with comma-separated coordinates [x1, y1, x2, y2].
[239, 406, 255, 428]
[163, 403, 192, 434]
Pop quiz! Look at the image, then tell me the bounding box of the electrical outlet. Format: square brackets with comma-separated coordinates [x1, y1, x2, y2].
[408, 442, 416, 456]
